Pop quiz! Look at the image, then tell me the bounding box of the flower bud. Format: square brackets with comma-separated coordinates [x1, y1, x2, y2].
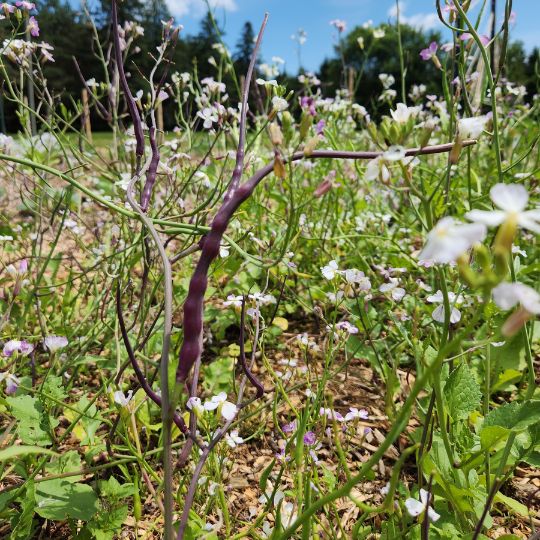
[268, 122, 283, 146]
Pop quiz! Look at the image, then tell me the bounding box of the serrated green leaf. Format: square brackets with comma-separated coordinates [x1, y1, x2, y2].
[6, 395, 51, 446]
[41, 375, 67, 404]
[444, 363, 482, 421]
[483, 401, 540, 432]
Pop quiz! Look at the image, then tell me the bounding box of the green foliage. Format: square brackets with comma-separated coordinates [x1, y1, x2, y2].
[6, 395, 52, 446]
[444, 363, 482, 421]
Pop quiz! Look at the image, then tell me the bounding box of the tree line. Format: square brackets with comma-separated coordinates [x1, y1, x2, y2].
[0, 0, 538, 132]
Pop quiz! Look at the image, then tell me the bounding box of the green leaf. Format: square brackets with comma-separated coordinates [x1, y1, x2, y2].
[483, 401, 540, 432]
[494, 491, 529, 517]
[6, 395, 51, 446]
[480, 401, 540, 450]
[35, 479, 98, 521]
[259, 459, 275, 492]
[45, 450, 83, 483]
[0, 445, 56, 462]
[10, 481, 35, 540]
[444, 363, 482, 421]
[41, 375, 68, 405]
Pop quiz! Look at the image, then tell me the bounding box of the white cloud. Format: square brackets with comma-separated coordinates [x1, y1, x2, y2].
[402, 13, 440, 31]
[387, 1, 441, 31]
[166, 0, 238, 18]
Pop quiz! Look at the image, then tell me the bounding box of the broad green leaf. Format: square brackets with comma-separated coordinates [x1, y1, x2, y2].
[444, 363, 482, 421]
[35, 479, 98, 521]
[491, 369, 522, 393]
[0, 445, 56, 461]
[6, 395, 51, 446]
[45, 450, 83, 483]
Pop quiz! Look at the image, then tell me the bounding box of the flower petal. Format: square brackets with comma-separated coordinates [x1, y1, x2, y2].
[465, 209, 506, 227]
[490, 183, 528, 212]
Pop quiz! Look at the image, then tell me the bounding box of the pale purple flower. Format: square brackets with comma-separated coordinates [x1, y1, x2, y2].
[3, 339, 34, 357]
[44, 335, 68, 352]
[315, 119, 326, 135]
[27, 16, 39, 37]
[303, 431, 316, 445]
[1, 3, 16, 15]
[113, 389, 133, 407]
[420, 42, 438, 61]
[16, 1, 35, 10]
[300, 96, 316, 116]
[282, 420, 297, 434]
[334, 321, 359, 334]
[344, 407, 369, 421]
[460, 33, 490, 46]
[0, 371, 20, 395]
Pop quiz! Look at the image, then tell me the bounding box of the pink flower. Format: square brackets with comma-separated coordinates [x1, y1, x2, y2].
[16, 1, 34, 9]
[420, 42, 438, 61]
[460, 33, 490, 46]
[1, 3, 16, 15]
[27, 16, 39, 37]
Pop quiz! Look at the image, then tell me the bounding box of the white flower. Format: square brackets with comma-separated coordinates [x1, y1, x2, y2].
[271, 96, 288, 112]
[492, 282, 540, 314]
[225, 429, 244, 448]
[3, 339, 34, 357]
[373, 28, 385, 39]
[343, 269, 371, 290]
[379, 73, 395, 89]
[457, 116, 488, 139]
[280, 501, 297, 528]
[380, 482, 390, 495]
[223, 294, 243, 307]
[204, 392, 238, 421]
[465, 183, 540, 234]
[418, 217, 487, 264]
[426, 290, 463, 324]
[383, 145, 406, 161]
[186, 396, 204, 415]
[114, 389, 134, 408]
[219, 244, 230, 258]
[405, 489, 440, 522]
[197, 107, 218, 129]
[365, 156, 390, 182]
[321, 260, 339, 280]
[379, 278, 406, 302]
[43, 335, 68, 352]
[390, 103, 420, 123]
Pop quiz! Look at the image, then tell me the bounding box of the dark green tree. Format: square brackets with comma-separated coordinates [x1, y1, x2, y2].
[234, 21, 255, 76]
[319, 23, 442, 110]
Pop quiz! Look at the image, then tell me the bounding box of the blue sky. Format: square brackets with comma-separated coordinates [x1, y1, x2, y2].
[84, 0, 540, 72]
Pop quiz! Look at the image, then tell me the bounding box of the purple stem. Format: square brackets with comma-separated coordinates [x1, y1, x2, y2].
[239, 296, 264, 401]
[223, 13, 269, 203]
[111, 0, 144, 166]
[176, 139, 476, 384]
[116, 286, 189, 434]
[141, 126, 159, 211]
